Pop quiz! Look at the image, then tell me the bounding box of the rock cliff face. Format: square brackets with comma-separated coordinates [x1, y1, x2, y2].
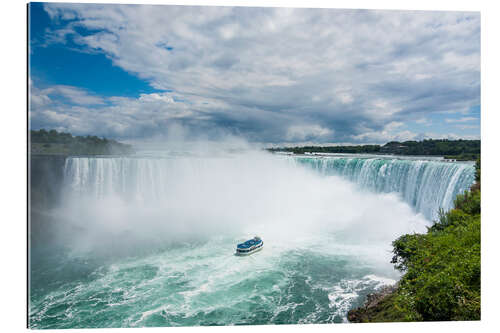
[347, 285, 401, 323]
[29, 155, 67, 248]
[29, 155, 66, 209]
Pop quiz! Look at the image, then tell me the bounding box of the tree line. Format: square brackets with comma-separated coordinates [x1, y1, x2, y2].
[268, 139, 480, 160]
[30, 129, 134, 155]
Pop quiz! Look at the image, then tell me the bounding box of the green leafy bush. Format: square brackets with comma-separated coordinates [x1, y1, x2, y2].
[350, 158, 481, 322]
[393, 215, 480, 320]
[388, 158, 481, 321]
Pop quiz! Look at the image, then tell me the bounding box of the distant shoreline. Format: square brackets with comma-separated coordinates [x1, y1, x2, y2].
[29, 129, 134, 156]
[267, 139, 480, 161]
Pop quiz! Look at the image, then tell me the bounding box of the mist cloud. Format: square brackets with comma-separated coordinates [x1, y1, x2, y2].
[55, 150, 429, 258]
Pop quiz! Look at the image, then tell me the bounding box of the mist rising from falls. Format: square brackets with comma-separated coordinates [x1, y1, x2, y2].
[59, 151, 429, 259]
[33, 149, 471, 327]
[292, 156, 475, 221]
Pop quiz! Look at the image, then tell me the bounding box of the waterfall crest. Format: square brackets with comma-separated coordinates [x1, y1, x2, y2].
[63, 154, 475, 222]
[293, 156, 475, 220]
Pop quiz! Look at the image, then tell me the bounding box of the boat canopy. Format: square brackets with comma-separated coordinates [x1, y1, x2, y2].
[237, 237, 262, 249]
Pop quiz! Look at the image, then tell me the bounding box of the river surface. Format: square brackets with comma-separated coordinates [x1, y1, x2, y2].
[29, 151, 475, 328]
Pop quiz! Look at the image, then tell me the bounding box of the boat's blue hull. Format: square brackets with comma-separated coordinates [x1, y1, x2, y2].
[235, 245, 263, 256]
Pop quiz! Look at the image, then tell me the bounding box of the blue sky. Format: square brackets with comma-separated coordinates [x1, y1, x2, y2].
[28, 3, 480, 144]
[29, 3, 160, 97]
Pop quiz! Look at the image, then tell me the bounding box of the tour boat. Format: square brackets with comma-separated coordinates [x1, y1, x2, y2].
[235, 236, 263, 256]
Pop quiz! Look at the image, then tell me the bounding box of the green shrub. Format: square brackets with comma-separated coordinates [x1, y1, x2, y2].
[386, 158, 481, 321]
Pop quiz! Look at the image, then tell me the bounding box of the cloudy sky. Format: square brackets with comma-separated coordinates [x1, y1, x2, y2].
[28, 2, 480, 145]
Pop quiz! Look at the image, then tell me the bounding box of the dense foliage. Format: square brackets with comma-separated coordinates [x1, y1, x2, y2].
[30, 129, 133, 155]
[383, 139, 480, 158]
[390, 159, 481, 321]
[348, 158, 480, 322]
[268, 144, 382, 154]
[268, 139, 480, 160]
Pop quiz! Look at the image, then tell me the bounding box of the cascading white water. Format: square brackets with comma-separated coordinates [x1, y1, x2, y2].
[292, 156, 475, 221]
[60, 152, 438, 249]
[31, 151, 475, 328]
[64, 154, 475, 222]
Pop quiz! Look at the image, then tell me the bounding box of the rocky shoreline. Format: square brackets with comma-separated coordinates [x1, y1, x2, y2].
[347, 284, 400, 323]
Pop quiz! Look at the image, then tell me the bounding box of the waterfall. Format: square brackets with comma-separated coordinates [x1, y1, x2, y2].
[63, 154, 476, 222]
[292, 156, 475, 221]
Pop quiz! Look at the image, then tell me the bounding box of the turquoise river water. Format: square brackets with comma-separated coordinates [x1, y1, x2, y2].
[29, 152, 475, 328]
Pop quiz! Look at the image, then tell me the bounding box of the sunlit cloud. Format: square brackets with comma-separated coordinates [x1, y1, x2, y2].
[30, 4, 480, 143]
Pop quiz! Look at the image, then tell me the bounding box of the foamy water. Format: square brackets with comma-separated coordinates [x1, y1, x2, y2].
[29, 150, 471, 328]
